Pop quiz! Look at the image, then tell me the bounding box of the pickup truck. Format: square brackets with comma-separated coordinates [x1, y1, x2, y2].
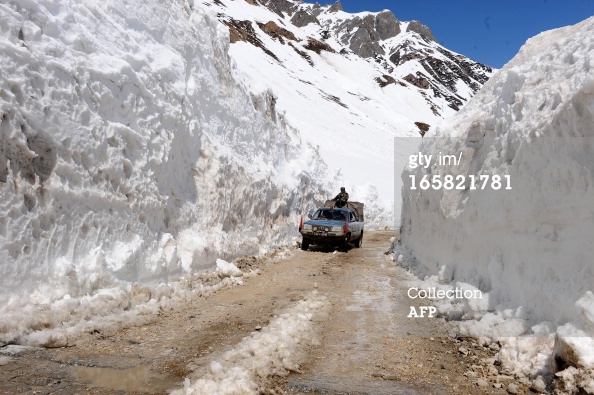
[299, 201, 364, 252]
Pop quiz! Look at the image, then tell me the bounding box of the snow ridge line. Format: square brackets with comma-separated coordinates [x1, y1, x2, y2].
[171, 291, 331, 395]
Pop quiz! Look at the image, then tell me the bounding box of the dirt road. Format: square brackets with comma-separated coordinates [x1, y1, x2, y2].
[0, 231, 522, 394]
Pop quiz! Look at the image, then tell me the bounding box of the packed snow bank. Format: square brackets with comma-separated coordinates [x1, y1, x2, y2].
[0, 266, 254, 347]
[171, 291, 331, 395]
[400, 16, 594, 390]
[0, 0, 333, 344]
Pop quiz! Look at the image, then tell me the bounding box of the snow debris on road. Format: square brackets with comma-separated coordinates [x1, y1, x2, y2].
[171, 291, 331, 395]
[399, 16, 594, 392]
[216, 259, 243, 278]
[0, 263, 249, 348]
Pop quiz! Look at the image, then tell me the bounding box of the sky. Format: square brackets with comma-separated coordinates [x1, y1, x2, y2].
[325, 0, 594, 68]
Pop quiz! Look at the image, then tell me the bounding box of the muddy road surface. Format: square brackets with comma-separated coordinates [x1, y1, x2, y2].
[0, 231, 521, 394]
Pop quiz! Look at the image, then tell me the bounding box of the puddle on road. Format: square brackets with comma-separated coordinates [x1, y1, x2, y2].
[74, 364, 180, 393]
[289, 376, 448, 395]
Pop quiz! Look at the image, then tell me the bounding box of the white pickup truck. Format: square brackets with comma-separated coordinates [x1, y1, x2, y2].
[299, 201, 364, 252]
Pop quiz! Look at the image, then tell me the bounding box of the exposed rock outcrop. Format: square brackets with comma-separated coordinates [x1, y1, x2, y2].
[404, 73, 430, 89]
[261, 0, 294, 17]
[375, 74, 397, 87]
[257, 20, 299, 43]
[414, 121, 430, 136]
[333, 11, 400, 58]
[407, 20, 435, 41]
[327, 0, 343, 13]
[291, 9, 319, 27]
[349, 26, 384, 58]
[389, 49, 423, 66]
[223, 18, 280, 61]
[304, 37, 335, 54]
[375, 10, 400, 40]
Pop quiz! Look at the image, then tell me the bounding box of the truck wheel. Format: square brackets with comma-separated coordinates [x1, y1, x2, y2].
[340, 236, 350, 252]
[355, 232, 363, 248]
[301, 238, 310, 251]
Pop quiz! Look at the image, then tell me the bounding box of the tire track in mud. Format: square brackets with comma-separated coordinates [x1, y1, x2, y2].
[283, 231, 507, 395]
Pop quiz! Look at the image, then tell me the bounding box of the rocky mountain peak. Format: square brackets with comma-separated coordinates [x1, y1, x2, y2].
[331, 11, 401, 58]
[327, 0, 342, 13]
[376, 10, 401, 40]
[407, 20, 435, 41]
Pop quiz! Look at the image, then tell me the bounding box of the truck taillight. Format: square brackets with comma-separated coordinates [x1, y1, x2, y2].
[299, 216, 303, 231]
[343, 219, 348, 235]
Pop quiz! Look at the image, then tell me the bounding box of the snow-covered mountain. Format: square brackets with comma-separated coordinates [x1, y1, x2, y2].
[205, 0, 494, 204]
[219, 0, 493, 116]
[400, 16, 594, 393]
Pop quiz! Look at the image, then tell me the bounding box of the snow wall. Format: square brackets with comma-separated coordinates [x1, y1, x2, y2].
[0, 0, 331, 326]
[401, 16, 594, 368]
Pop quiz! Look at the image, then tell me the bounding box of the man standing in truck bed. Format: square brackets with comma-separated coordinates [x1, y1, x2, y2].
[333, 187, 349, 208]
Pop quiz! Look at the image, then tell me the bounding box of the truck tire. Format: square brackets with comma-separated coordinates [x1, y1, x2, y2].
[355, 232, 363, 248]
[340, 235, 350, 252]
[301, 238, 310, 251]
